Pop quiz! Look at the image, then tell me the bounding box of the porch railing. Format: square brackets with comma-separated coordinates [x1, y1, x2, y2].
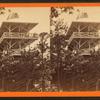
[68, 32, 100, 45]
[73, 32, 100, 38]
[0, 32, 38, 44]
[3, 32, 38, 39]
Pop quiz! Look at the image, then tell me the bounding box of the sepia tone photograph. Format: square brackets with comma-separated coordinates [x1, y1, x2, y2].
[0, 7, 50, 92]
[1, 6, 100, 92]
[50, 7, 100, 92]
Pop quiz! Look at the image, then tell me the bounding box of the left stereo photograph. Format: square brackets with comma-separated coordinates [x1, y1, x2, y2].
[0, 7, 50, 92]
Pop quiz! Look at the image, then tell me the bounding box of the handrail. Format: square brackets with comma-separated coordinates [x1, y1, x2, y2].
[73, 32, 100, 38]
[0, 32, 38, 44]
[68, 32, 100, 45]
[3, 32, 38, 38]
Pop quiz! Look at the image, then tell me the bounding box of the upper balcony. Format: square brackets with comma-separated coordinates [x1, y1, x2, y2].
[0, 32, 38, 44]
[72, 32, 100, 38]
[68, 32, 100, 45]
[2, 32, 38, 39]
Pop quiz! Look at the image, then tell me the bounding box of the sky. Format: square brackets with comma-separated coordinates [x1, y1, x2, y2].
[75, 7, 100, 21]
[0, 7, 50, 34]
[56, 7, 100, 26]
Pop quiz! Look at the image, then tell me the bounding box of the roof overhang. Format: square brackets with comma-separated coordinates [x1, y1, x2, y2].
[66, 21, 100, 39]
[0, 22, 38, 36]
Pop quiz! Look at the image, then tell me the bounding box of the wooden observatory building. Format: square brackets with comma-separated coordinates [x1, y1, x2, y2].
[0, 22, 38, 57]
[66, 21, 100, 55]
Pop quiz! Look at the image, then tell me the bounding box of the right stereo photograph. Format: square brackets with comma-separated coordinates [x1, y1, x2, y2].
[50, 7, 100, 91]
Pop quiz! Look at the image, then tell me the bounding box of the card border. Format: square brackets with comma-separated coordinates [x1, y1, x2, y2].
[0, 3, 99, 97]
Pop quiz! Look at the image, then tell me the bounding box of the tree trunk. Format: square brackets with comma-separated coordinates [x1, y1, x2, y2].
[41, 38, 45, 92]
[26, 79, 31, 91]
[1, 76, 5, 91]
[57, 35, 61, 91]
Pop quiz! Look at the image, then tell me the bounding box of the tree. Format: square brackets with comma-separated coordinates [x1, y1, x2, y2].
[50, 7, 75, 91]
[38, 32, 51, 91]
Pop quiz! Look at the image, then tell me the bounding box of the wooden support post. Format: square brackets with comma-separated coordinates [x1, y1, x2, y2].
[10, 26, 18, 32]
[7, 41, 12, 49]
[73, 24, 80, 32]
[88, 40, 91, 51]
[88, 24, 90, 32]
[6, 40, 13, 49]
[96, 79, 100, 91]
[10, 42, 17, 49]
[80, 25, 88, 32]
[73, 24, 88, 32]
[5, 25, 11, 32]
[78, 40, 81, 49]
[79, 40, 88, 48]
[78, 25, 81, 32]
[5, 24, 18, 32]
[18, 41, 22, 51]
[6, 40, 17, 54]
[18, 25, 21, 32]
[74, 40, 80, 50]
[8, 25, 11, 32]
[91, 25, 98, 31]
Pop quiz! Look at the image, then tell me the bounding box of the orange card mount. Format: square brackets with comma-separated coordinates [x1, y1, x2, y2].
[0, 3, 99, 97]
[0, 3, 99, 7]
